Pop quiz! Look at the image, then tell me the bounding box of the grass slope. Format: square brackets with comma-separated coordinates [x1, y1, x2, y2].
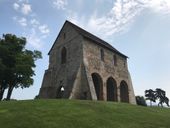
[0, 99, 170, 128]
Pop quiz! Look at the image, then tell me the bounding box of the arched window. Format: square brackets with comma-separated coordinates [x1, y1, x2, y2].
[61, 47, 67, 64]
[100, 49, 104, 61]
[91, 73, 103, 100]
[106, 77, 117, 101]
[113, 55, 117, 66]
[120, 80, 129, 103]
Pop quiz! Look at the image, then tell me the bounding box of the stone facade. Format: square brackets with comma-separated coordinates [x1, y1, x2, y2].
[39, 20, 136, 104]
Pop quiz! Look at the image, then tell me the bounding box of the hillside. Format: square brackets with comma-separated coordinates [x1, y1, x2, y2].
[0, 99, 170, 128]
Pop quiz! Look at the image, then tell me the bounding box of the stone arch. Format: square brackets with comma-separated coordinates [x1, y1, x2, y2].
[91, 73, 103, 100]
[120, 80, 129, 103]
[106, 77, 117, 101]
[56, 86, 64, 98]
[61, 47, 67, 64]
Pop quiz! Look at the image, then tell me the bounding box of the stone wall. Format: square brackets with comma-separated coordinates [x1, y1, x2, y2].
[39, 24, 84, 98]
[39, 22, 136, 104]
[82, 38, 136, 104]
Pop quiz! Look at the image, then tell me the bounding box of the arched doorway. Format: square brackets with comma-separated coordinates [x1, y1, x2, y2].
[120, 81, 129, 103]
[91, 73, 103, 100]
[56, 86, 64, 98]
[106, 77, 117, 101]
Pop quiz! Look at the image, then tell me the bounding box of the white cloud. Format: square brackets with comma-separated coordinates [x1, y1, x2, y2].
[18, 17, 27, 26]
[141, 0, 170, 14]
[12, 1, 50, 49]
[68, 0, 170, 38]
[13, 3, 20, 10]
[26, 29, 42, 49]
[39, 25, 50, 34]
[13, 2, 32, 15]
[18, 0, 29, 3]
[27, 35, 41, 49]
[68, 0, 143, 38]
[53, 0, 67, 10]
[21, 3, 32, 15]
[30, 19, 40, 26]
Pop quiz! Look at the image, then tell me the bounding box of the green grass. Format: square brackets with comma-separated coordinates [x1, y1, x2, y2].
[0, 99, 170, 128]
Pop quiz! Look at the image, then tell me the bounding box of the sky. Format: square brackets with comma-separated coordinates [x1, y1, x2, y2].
[0, 0, 170, 100]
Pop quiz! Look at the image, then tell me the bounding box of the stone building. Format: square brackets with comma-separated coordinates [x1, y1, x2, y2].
[39, 20, 136, 104]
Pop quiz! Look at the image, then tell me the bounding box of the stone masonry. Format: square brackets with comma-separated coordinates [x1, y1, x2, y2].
[39, 20, 136, 104]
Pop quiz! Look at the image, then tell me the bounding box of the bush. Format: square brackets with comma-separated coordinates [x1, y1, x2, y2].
[34, 95, 39, 99]
[136, 96, 147, 106]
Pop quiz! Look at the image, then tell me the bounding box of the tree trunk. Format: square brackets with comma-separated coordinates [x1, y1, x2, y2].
[150, 100, 152, 106]
[0, 88, 5, 101]
[6, 86, 14, 100]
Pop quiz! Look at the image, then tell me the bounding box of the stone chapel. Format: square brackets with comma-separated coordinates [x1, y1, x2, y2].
[39, 20, 136, 104]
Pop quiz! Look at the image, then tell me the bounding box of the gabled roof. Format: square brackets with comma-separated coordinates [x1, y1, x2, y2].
[49, 20, 128, 58]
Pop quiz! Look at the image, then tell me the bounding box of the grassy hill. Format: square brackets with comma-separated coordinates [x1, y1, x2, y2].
[0, 99, 170, 128]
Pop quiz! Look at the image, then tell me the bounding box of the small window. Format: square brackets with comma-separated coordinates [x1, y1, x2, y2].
[63, 33, 66, 39]
[124, 61, 126, 67]
[61, 47, 67, 64]
[113, 55, 117, 66]
[100, 49, 104, 61]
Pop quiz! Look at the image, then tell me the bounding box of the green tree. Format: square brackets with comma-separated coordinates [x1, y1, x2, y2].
[155, 88, 169, 107]
[0, 39, 10, 100]
[0, 60, 5, 100]
[145, 89, 156, 106]
[0, 34, 42, 100]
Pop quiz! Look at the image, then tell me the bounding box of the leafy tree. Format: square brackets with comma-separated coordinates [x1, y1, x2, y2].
[136, 96, 147, 106]
[0, 34, 42, 100]
[0, 61, 5, 100]
[0, 40, 10, 100]
[155, 88, 169, 107]
[145, 89, 156, 106]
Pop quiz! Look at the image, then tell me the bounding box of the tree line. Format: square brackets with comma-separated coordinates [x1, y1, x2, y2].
[145, 88, 169, 107]
[0, 34, 42, 100]
[136, 88, 169, 107]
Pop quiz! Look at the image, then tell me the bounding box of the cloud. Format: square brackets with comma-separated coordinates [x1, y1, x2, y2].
[21, 3, 32, 15]
[13, 3, 20, 10]
[18, 17, 27, 26]
[30, 19, 40, 26]
[68, 0, 170, 39]
[12, 1, 50, 49]
[26, 29, 42, 49]
[13, 2, 32, 15]
[39, 25, 50, 34]
[141, 0, 170, 14]
[12, 16, 27, 27]
[68, 0, 143, 38]
[52, 0, 68, 10]
[17, 0, 29, 3]
[21, 26, 49, 49]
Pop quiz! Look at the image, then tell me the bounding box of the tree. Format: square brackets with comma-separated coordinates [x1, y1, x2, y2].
[0, 39, 11, 100]
[0, 34, 42, 100]
[155, 88, 169, 107]
[145, 89, 156, 106]
[0, 60, 6, 100]
[136, 96, 147, 106]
